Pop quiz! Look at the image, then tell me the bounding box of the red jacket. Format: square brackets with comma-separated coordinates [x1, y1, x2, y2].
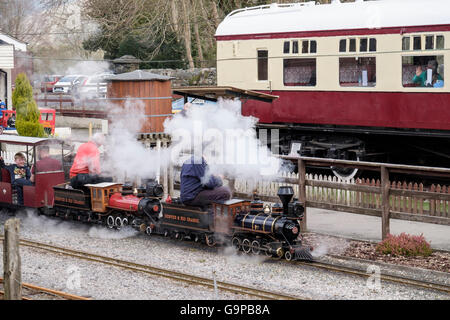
[69, 141, 101, 178]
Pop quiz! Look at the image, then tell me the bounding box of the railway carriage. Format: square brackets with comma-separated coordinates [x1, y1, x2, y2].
[0, 136, 65, 209]
[215, 0, 450, 178]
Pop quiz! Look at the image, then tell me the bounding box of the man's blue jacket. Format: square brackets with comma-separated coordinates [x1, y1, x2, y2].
[180, 156, 223, 203]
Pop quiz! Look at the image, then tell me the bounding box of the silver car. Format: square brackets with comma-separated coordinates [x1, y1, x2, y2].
[76, 73, 113, 98]
[52, 75, 87, 94]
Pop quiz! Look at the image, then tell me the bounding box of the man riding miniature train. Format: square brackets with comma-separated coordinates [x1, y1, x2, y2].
[180, 154, 232, 207]
[69, 133, 112, 189]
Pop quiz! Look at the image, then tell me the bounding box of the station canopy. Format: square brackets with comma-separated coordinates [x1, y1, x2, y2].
[172, 86, 278, 103]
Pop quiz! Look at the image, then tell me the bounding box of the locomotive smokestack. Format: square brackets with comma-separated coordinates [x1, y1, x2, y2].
[277, 186, 294, 215]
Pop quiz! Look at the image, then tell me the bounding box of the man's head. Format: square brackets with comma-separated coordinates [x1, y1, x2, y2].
[91, 133, 106, 147]
[37, 145, 50, 160]
[14, 152, 26, 167]
[427, 60, 437, 71]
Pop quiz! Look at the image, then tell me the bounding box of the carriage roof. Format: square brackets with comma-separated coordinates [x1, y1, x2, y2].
[0, 135, 64, 146]
[215, 0, 450, 37]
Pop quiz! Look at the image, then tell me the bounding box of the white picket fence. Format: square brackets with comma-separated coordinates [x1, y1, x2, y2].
[233, 172, 356, 202]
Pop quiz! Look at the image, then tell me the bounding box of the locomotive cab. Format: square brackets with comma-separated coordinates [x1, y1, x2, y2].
[84, 182, 122, 212]
[212, 199, 251, 235]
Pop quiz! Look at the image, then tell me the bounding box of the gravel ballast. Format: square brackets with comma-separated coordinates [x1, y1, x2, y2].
[0, 209, 448, 300]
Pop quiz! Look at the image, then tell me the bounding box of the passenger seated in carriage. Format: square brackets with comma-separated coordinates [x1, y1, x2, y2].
[0, 152, 32, 205]
[30, 145, 63, 183]
[413, 60, 443, 87]
[180, 155, 231, 208]
[69, 133, 112, 189]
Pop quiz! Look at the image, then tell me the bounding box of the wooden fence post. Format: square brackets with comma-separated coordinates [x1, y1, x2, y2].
[298, 158, 307, 232]
[381, 166, 390, 239]
[3, 218, 22, 300]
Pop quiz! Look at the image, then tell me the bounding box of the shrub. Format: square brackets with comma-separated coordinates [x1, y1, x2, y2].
[376, 233, 433, 257]
[12, 73, 46, 137]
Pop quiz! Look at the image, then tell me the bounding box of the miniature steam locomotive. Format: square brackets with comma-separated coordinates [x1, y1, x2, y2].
[47, 180, 313, 262]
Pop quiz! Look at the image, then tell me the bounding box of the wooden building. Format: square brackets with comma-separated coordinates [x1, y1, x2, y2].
[106, 70, 174, 134]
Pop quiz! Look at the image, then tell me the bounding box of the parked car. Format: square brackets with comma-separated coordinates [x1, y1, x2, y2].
[41, 75, 63, 93]
[52, 75, 87, 94]
[75, 73, 113, 98]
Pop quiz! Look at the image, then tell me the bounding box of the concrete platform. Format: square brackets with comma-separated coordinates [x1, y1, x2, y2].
[307, 208, 450, 251]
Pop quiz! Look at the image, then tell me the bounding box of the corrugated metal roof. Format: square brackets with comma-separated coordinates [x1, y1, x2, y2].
[106, 70, 173, 82]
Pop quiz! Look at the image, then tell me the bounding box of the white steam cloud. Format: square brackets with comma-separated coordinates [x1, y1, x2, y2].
[164, 98, 291, 185]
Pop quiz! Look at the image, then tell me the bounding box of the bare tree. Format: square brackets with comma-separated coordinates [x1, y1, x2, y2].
[180, 0, 194, 69]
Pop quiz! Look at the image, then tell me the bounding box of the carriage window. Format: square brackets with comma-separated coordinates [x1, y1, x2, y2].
[104, 190, 107, 197]
[310, 40, 317, 53]
[436, 35, 445, 49]
[402, 55, 444, 88]
[34, 144, 63, 174]
[93, 189, 97, 198]
[425, 36, 434, 50]
[349, 39, 356, 52]
[369, 38, 377, 52]
[413, 36, 422, 50]
[223, 207, 228, 217]
[283, 58, 316, 87]
[292, 41, 299, 54]
[402, 37, 410, 51]
[283, 41, 290, 54]
[302, 41, 309, 54]
[339, 57, 376, 87]
[216, 206, 222, 215]
[360, 38, 368, 52]
[257, 50, 268, 81]
[339, 39, 346, 52]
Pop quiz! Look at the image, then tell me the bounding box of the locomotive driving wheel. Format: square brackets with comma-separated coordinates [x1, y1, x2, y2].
[206, 235, 216, 247]
[242, 239, 251, 254]
[107, 215, 115, 229]
[251, 240, 261, 255]
[232, 237, 241, 251]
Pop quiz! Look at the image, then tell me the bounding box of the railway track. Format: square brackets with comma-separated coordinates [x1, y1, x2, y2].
[3, 237, 305, 300]
[0, 277, 90, 300]
[293, 259, 450, 295]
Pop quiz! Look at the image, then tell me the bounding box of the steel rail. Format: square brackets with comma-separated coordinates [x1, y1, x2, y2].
[293, 259, 450, 295]
[0, 277, 89, 300]
[12, 238, 304, 300]
[0, 290, 33, 300]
